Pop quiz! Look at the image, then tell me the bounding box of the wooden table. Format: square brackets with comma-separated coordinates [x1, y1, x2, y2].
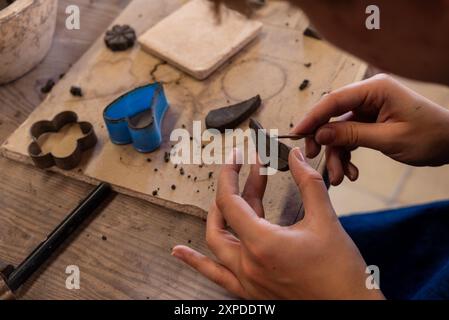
[0, 0, 363, 300]
[0, 0, 232, 300]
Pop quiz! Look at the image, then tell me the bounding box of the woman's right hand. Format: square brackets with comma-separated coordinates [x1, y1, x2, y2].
[292, 74, 449, 186]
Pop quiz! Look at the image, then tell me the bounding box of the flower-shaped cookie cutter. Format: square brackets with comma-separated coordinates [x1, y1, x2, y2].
[28, 111, 97, 170]
[103, 83, 169, 153]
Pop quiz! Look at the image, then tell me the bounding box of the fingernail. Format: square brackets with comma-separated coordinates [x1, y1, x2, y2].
[316, 127, 336, 145]
[291, 148, 305, 162]
[225, 148, 242, 165]
[234, 147, 243, 165]
[171, 248, 182, 259]
[348, 165, 358, 181]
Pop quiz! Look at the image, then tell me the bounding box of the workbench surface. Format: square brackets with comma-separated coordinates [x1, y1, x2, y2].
[0, 0, 364, 299]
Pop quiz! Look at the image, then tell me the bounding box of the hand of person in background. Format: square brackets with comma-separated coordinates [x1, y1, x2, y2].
[292, 74, 449, 186]
[172, 149, 384, 300]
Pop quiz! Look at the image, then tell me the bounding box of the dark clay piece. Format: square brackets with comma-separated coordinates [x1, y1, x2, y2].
[303, 27, 322, 40]
[70, 86, 83, 97]
[249, 118, 291, 172]
[104, 25, 136, 52]
[206, 95, 262, 133]
[299, 79, 310, 91]
[41, 79, 55, 94]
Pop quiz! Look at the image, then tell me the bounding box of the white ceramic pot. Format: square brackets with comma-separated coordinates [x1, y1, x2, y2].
[0, 0, 58, 84]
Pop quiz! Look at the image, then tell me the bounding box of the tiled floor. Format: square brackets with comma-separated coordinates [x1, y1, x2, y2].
[330, 76, 449, 216]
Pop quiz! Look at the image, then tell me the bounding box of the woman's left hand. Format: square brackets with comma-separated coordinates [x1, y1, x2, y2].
[172, 148, 384, 300]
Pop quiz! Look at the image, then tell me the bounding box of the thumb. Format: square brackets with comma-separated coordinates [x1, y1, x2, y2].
[315, 122, 399, 151]
[289, 148, 335, 222]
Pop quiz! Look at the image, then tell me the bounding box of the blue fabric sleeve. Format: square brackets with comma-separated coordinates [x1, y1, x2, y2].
[340, 200, 449, 300]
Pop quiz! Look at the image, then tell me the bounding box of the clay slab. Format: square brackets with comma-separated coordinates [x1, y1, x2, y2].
[138, 0, 263, 80]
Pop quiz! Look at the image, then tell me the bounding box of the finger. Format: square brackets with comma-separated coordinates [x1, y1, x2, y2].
[217, 150, 266, 242]
[220, 148, 243, 195]
[292, 77, 385, 135]
[288, 148, 335, 223]
[301, 112, 355, 160]
[305, 136, 321, 159]
[337, 148, 359, 182]
[242, 158, 267, 218]
[172, 245, 246, 298]
[325, 147, 345, 186]
[206, 203, 240, 272]
[315, 121, 404, 151]
[344, 161, 359, 182]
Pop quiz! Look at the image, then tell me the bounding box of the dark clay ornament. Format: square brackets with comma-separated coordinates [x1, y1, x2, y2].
[104, 25, 137, 52]
[206, 95, 262, 133]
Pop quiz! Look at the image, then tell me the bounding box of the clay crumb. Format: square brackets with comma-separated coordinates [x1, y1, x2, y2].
[70, 86, 83, 97]
[41, 79, 55, 94]
[299, 79, 310, 91]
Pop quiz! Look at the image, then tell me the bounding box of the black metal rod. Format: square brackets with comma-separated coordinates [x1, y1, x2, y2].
[7, 183, 112, 292]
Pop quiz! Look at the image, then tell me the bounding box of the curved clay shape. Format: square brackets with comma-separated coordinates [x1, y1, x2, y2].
[206, 95, 261, 133]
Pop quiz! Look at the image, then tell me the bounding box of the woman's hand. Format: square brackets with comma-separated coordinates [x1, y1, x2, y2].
[172, 149, 384, 300]
[292, 74, 449, 186]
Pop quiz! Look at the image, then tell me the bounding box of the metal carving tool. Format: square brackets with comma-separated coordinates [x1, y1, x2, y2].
[275, 134, 313, 140]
